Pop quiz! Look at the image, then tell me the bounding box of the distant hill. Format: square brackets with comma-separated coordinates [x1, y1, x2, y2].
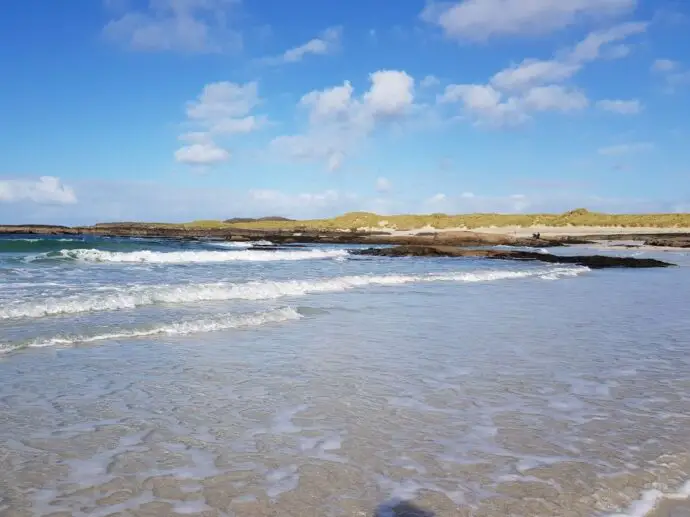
[223, 216, 294, 224]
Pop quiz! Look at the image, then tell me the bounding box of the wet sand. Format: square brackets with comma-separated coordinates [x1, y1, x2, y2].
[648, 500, 690, 517]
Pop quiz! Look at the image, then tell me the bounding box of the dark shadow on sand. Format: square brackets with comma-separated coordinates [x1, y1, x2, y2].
[375, 500, 436, 517]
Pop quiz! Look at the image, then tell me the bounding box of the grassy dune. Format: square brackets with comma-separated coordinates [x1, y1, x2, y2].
[178, 209, 690, 231]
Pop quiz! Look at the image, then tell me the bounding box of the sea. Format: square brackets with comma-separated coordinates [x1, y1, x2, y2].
[1, 234, 689, 517]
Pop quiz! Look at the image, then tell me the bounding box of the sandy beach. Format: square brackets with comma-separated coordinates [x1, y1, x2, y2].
[386, 225, 690, 238]
[614, 484, 690, 517]
[648, 499, 690, 517]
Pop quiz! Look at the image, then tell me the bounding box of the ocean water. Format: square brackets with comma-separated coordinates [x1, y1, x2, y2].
[1, 234, 690, 516]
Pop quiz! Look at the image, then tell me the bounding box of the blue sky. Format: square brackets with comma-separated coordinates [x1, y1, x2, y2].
[1, 0, 689, 224]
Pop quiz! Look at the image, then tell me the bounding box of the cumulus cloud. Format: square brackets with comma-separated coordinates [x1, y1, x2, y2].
[440, 22, 645, 126]
[420, 75, 441, 88]
[175, 81, 265, 166]
[364, 70, 415, 117]
[174, 142, 230, 165]
[598, 142, 655, 156]
[421, 0, 636, 41]
[271, 69, 416, 171]
[596, 99, 642, 114]
[186, 81, 259, 121]
[103, 0, 242, 53]
[0, 176, 77, 205]
[301, 81, 355, 121]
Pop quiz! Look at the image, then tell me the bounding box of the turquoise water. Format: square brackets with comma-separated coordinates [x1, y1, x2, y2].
[1, 235, 689, 516]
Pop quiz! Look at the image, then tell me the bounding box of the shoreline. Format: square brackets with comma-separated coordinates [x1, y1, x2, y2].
[612, 481, 690, 517]
[2, 224, 690, 248]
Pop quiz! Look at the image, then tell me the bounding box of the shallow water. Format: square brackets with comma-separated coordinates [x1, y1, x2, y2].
[1, 235, 690, 516]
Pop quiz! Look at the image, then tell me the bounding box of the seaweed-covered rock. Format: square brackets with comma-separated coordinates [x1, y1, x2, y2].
[351, 245, 674, 269]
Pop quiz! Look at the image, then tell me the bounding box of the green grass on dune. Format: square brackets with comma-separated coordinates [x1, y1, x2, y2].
[171, 209, 690, 231]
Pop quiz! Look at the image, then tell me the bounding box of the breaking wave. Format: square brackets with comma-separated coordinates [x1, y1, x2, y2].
[0, 267, 588, 320]
[207, 240, 273, 249]
[28, 248, 348, 264]
[0, 307, 302, 354]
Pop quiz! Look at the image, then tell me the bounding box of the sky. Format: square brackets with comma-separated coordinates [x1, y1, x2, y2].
[1, 0, 689, 225]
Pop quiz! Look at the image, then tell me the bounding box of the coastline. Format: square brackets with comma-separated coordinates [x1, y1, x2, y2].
[2, 223, 690, 250]
[612, 482, 690, 517]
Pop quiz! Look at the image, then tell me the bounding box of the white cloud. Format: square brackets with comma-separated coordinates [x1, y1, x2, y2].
[489, 22, 645, 92]
[271, 69, 417, 171]
[428, 193, 447, 203]
[376, 177, 392, 193]
[440, 22, 645, 127]
[211, 115, 264, 134]
[652, 59, 678, 72]
[174, 142, 230, 164]
[568, 22, 647, 62]
[364, 71, 415, 117]
[175, 81, 264, 165]
[420, 75, 441, 88]
[522, 85, 589, 111]
[440, 83, 586, 126]
[421, 0, 636, 41]
[597, 99, 642, 114]
[598, 142, 655, 156]
[186, 81, 259, 121]
[301, 81, 355, 121]
[280, 26, 342, 63]
[179, 131, 211, 143]
[491, 59, 581, 91]
[326, 152, 345, 173]
[0, 176, 77, 205]
[103, 0, 242, 53]
[441, 83, 527, 126]
[651, 59, 690, 93]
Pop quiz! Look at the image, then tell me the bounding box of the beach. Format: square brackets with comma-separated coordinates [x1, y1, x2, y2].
[1, 233, 690, 516]
[648, 499, 690, 517]
[380, 225, 690, 239]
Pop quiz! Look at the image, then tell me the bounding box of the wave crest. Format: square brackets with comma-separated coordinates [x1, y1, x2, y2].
[0, 307, 302, 353]
[0, 267, 589, 320]
[30, 248, 348, 264]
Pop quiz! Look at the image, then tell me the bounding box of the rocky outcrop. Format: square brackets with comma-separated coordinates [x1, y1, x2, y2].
[351, 245, 674, 269]
[0, 224, 554, 247]
[0, 225, 76, 235]
[645, 238, 690, 248]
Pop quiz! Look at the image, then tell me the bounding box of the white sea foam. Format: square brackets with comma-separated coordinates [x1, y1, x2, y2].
[0, 307, 302, 353]
[207, 240, 273, 249]
[0, 267, 589, 320]
[608, 480, 690, 517]
[32, 248, 347, 264]
[3, 238, 80, 242]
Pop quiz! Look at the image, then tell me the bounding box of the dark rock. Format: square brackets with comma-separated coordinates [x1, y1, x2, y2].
[646, 238, 690, 248]
[351, 245, 674, 269]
